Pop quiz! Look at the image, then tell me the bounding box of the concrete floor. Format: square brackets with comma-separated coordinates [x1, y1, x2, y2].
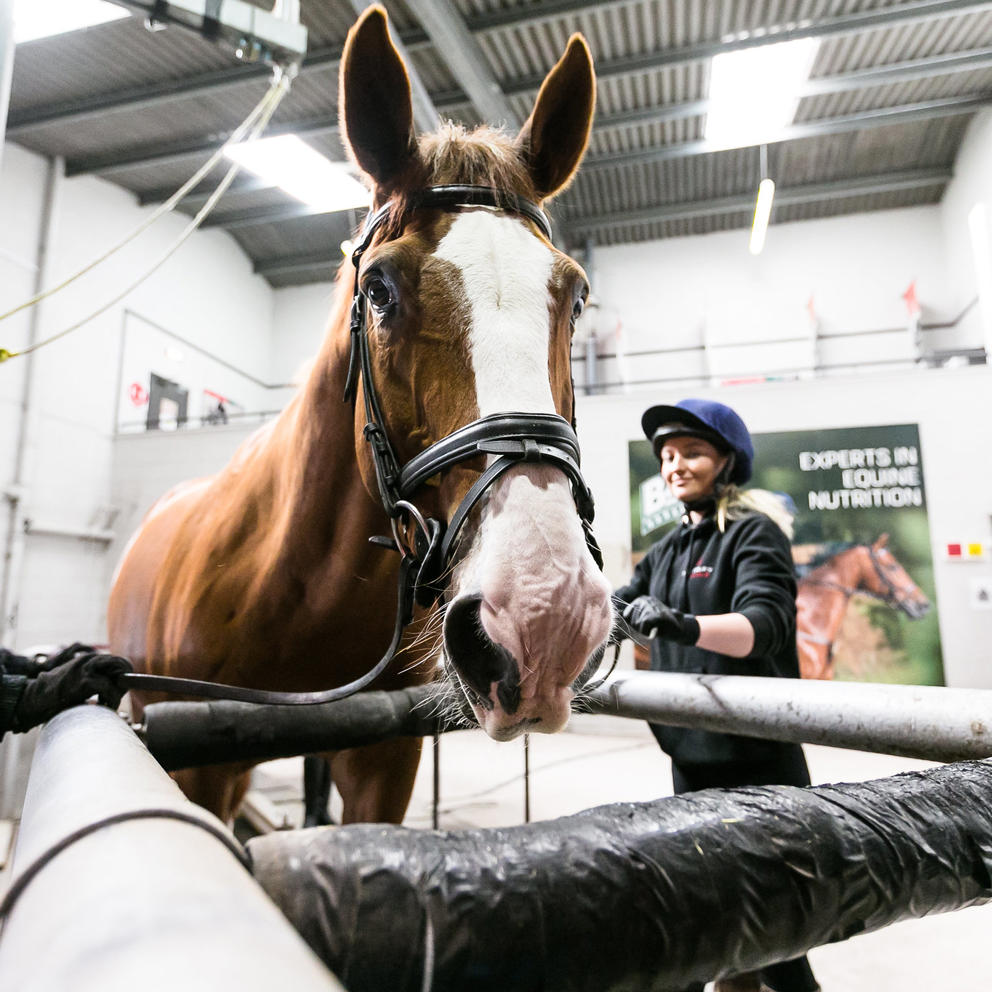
[250, 713, 992, 992]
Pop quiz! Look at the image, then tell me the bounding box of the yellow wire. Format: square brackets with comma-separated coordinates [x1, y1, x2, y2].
[0, 71, 289, 363]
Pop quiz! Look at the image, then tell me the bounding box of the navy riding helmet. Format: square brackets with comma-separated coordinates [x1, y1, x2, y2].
[641, 398, 754, 485]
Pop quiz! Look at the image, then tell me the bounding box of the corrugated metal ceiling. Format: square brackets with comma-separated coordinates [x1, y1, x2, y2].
[6, 0, 992, 287]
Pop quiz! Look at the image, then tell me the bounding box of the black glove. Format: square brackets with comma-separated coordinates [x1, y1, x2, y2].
[0, 647, 38, 676]
[37, 642, 95, 672]
[622, 596, 700, 646]
[11, 652, 133, 732]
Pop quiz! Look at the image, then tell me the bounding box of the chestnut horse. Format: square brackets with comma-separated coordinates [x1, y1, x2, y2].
[796, 535, 930, 680]
[108, 7, 612, 824]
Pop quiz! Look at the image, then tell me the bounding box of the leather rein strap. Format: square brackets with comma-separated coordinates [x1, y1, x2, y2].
[123, 186, 602, 706]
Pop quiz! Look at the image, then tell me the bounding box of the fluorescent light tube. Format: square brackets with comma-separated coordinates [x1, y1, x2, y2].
[749, 178, 775, 255]
[224, 134, 369, 213]
[706, 39, 819, 150]
[14, 0, 129, 43]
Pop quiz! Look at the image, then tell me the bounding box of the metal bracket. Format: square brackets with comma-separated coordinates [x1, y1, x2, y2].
[114, 0, 308, 67]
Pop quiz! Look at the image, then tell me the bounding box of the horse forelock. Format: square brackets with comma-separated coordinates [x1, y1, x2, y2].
[364, 124, 538, 244]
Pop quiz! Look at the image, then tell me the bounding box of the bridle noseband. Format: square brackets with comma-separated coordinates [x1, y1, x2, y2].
[121, 185, 604, 707]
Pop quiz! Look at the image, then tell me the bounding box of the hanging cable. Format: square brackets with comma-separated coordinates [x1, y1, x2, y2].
[0, 68, 291, 362]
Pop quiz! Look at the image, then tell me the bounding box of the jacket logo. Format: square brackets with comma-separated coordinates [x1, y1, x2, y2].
[690, 560, 712, 579]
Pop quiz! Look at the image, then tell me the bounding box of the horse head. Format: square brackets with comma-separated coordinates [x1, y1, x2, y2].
[338, 8, 612, 740]
[865, 535, 931, 620]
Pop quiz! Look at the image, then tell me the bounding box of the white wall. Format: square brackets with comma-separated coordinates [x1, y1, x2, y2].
[0, 142, 276, 648]
[940, 108, 992, 351]
[580, 204, 958, 390]
[269, 282, 340, 386]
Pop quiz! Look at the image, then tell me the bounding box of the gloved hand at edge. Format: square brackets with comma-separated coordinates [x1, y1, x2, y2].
[622, 595, 700, 646]
[8, 652, 133, 734]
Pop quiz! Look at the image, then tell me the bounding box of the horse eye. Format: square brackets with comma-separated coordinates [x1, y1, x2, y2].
[571, 297, 585, 322]
[365, 276, 393, 311]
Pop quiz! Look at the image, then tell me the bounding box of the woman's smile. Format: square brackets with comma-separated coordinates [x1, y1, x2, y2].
[659, 435, 728, 503]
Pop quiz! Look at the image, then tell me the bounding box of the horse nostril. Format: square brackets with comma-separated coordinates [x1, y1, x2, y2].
[443, 594, 521, 713]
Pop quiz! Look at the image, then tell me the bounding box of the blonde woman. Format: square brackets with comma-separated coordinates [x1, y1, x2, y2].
[614, 399, 819, 992]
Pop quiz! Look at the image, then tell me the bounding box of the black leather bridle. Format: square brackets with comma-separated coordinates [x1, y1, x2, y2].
[122, 185, 603, 706]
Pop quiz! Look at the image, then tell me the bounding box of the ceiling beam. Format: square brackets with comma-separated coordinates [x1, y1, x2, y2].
[252, 167, 952, 278]
[566, 168, 953, 233]
[408, 0, 519, 128]
[72, 89, 991, 180]
[583, 93, 992, 170]
[254, 250, 342, 279]
[468, 0, 987, 33]
[133, 41, 992, 199]
[200, 200, 331, 229]
[10, 0, 985, 134]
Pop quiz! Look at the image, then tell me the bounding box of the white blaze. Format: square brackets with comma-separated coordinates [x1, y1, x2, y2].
[434, 211, 555, 416]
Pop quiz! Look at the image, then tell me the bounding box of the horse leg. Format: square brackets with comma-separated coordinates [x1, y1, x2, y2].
[330, 736, 424, 825]
[172, 764, 254, 825]
[302, 755, 336, 826]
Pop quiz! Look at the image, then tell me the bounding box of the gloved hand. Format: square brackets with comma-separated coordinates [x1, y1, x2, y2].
[622, 596, 700, 646]
[37, 642, 95, 672]
[10, 652, 133, 732]
[0, 647, 38, 676]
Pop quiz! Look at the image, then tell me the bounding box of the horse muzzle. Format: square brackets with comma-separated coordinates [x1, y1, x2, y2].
[443, 591, 609, 740]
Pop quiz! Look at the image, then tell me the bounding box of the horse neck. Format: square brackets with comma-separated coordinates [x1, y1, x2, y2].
[257, 282, 387, 568]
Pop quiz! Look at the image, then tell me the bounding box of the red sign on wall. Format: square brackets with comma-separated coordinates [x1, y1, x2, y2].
[129, 382, 149, 406]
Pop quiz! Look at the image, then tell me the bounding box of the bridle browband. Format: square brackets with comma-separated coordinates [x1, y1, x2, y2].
[121, 185, 603, 707]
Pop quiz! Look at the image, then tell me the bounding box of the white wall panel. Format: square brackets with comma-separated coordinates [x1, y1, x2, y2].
[940, 108, 992, 344]
[0, 142, 276, 650]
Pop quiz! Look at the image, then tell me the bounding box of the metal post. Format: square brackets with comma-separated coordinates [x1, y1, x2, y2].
[0, 706, 344, 992]
[0, 155, 64, 827]
[0, 0, 14, 172]
[1, 155, 63, 646]
[586, 671, 992, 764]
[523, 733, 531, 823]
[432, 729, 440, 829]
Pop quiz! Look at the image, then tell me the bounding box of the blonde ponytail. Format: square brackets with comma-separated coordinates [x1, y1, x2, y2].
[715, 485, 794, 540]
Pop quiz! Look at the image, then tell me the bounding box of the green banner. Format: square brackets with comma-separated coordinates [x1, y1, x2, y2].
[628, 423, 942, 686]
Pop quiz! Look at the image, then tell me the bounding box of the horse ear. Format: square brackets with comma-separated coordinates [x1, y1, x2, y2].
[515, 34, 596, 202]
[874, 534, 890, 549]
[339, 6, 420, 191]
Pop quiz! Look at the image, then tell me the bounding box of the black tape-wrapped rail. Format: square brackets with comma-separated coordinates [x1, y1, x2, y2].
[248, 760, 992, 992]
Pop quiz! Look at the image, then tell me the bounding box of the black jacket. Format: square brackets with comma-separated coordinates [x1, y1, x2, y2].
[615, 510, 801, 765]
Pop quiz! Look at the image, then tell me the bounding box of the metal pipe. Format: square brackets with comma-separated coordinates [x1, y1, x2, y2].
[142, 683, 463, 771]
[584, 671, 992, 764]
[146, 670, 992, 770]
[0, 705, 344, 992]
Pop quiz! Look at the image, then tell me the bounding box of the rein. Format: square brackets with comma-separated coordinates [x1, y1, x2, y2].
[122, 186, 603, 706]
